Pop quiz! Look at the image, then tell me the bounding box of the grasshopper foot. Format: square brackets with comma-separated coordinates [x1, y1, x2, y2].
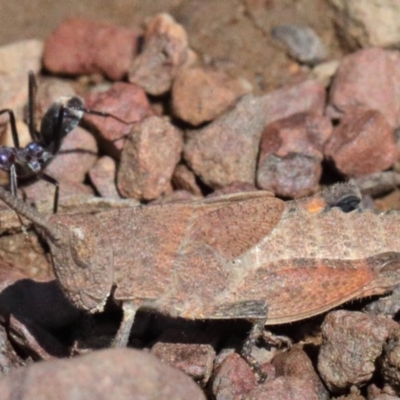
[241, 317, 269, 383]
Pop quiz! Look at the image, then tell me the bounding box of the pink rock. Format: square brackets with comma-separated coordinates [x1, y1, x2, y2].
[45, 126, 98, 183]
[151, 342, 215, 385]
[211, 353, 257, 399]
[84, 82, 152, 156]
[117, 116, 183, 200]
[318, 310, 398, 391]
[43, 18, 139, 80]
[257, 112, 332, 198]
[172, 164, 202, 196]
[327, 48, 400, 128]
[129, 14, 190, 95]
[184, 80, 325, 188]
[172, 67, 250, 125]
[324, 108, 399, 177]
[89, 156, 120, 199]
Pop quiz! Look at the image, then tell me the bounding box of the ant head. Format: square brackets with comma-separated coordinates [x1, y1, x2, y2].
[39, 96, 84, 151]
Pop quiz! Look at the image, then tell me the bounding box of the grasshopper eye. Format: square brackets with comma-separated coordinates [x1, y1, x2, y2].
[334, 194, 361, 213]
[380, 258, 400, 273]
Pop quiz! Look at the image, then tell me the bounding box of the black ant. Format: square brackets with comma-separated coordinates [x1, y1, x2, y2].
[0, 71, 128, 213]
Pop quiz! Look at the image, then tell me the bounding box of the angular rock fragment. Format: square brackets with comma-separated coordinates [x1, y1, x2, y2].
[257, 112, 332, 198]
[327, 48, 400, 128]
[129, 13, 191, 95]
[117, 116, 183, 200]
[44, 18, 139, 80]
[89, 156, 120, 199]
[318, 310, 398, 391]
[324, 108, 398, 177]
[184, 80, 325, 188]
[84, 82, 152, 155]
[172, 67, 250, 125]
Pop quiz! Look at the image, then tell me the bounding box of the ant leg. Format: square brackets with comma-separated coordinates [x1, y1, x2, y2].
[9, 164, 27, 234]
[41, 173, 59, 214]
[27, 71, 40, 142]
[0, 109, 20, 148]
[9, 164, 17, 197]
[71, 106, 132, 124]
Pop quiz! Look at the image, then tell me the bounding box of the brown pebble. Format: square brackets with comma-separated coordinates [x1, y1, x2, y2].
[172, 67, 250, 125]
[318, 310, 398, 391]
[43, 18, 139, 80]
[273, 346, 329, 400]
[324, 108, 399, 177]
[184, 80, 326, 189]
[117, 116, 183, 200]
[129, 13, 190, 95]
[89, 156, 120, 199]
[0, 348, 206, 400]
[257, 112, 332, 198]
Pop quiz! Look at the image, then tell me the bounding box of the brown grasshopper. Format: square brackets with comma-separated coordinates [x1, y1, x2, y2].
[1, 183, 400, 380]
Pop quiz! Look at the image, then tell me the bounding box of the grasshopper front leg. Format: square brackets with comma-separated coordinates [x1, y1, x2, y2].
[112, 301, 141, 347]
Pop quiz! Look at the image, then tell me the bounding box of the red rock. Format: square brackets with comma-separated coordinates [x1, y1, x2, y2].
[172, 164, 202, 196]
[151, 342, 215, 385]
[0, 348, 206, 400]
[184, 80, 325, 188]
[211, 352, 257, 399]
[257, 112, 332, 198]
[117, 116, 183, 200]
[172, 67, 250, 125]
[84, 82, 152, 156]
[129, 13, 190, 95]
[89, 156, 120, 199]
[318, 310, 398, 391]
[324, 108, 399, 177]
[43, 18, 139, 80]
[327, 48, 400, 128]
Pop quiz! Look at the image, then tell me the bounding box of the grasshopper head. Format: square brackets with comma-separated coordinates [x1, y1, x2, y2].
[48, 214, 114, 313]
